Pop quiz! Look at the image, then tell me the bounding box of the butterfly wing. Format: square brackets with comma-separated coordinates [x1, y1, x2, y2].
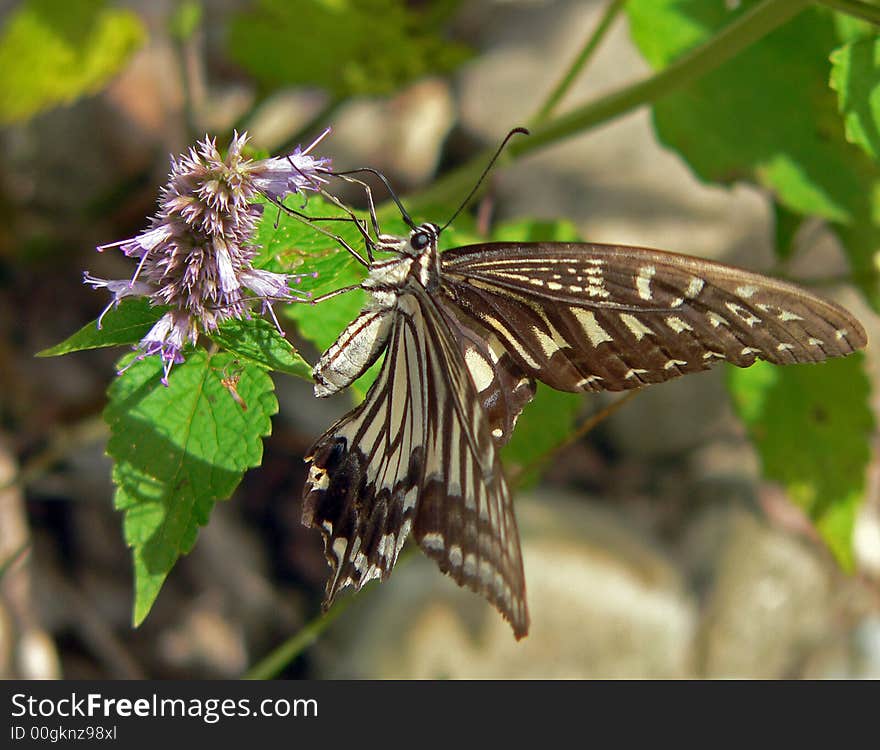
[441, 300, 536, 447]
[441, 242, 867, 392]
[302, 291, 529, 637]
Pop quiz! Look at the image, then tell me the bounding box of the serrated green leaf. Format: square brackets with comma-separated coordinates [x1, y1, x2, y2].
[0, 0, 146, 124]
[105, 351, 277, 625]
[830, 38, 880, 161]
[626, 0, 880, 310]
[209, 317, 311, 378]
[727, 355, 874, 569]
[227, 0, 469, 98]
[36, 298, 163, 357]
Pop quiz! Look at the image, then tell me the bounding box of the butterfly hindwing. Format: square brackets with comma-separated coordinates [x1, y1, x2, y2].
[302, 308, 426, 604]
[415, 295, 529, 637]
[303, 291, 529, 637]
[441, 242, 866, 392]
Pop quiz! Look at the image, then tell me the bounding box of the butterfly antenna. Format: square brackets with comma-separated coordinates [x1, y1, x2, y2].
[440, 127, 529, 232]
[327, 167, 418, 230]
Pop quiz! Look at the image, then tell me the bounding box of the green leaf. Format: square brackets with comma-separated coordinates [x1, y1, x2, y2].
[208, 317, 311, 378]
[169, 0, 202, 42]
[727, 355, 874, 569]
[105, 351, 277, 624]
[0, 0, 146, 124]
[773, 201, 803, 262]
[502, 387, 583, 489]
[830, 38, 880, 161]
[36, 298, 163, 357]
[626, 0, 880, 309]
[227, 0, 469, 98]
[491, 217, 582, 243]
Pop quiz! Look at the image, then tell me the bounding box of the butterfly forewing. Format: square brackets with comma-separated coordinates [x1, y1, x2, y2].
[441, 242, 867, 392]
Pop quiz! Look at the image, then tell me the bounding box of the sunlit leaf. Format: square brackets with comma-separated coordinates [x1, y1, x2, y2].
[36, 299, 163, 357]
[626, 0, 880, 310]
[727, 355, 874, 568]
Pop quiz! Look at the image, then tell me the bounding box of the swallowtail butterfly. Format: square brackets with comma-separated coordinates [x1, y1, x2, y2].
[297, 152, 867, 639]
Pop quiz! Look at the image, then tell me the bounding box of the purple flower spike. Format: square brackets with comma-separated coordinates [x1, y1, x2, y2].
[86, 130, 330, 384]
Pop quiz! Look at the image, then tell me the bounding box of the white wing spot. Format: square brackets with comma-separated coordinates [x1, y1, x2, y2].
[741, 347, 761, 356]
[624, 368, 648, 380]
[778, 310, 803, 322]
[308, 465, 330, 491]
[666, 316, 693, 333]
[492, 427, 503, 439]
[835, 329, 848, 341]
[533, 327, 557, 358]
[448, 544, 463, 568]
[421, 532, 445, 552]
[464, 347, 495, 392]
[332, 537, 347, 562]
[725, 302, 761, 327]
[546, 281, 563, 291]
[572, 308, 613, 346]
[707, 312, 729, 328]
[463, 554, 477, 577]
[576, 375, 604, 387]
[736, 284, 759, 298]
[686, 277, 705, 298]
[636, 265, 656, 300]
[481, 313, 540, 368]
[808, 337, 824, 346]
[664, 359, 688, 370]
[777, 343, 795, 352]
[620, 313, 653, 341]
[703, 351, 724, 359]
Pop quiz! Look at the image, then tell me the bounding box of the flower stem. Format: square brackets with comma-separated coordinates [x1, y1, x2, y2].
[532, 0, 627, 126]
[409, 0, 812, 213]
[244, 598, 351, 679]
[818, 0, 880, 25]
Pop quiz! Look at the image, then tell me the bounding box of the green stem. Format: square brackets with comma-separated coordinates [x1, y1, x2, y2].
[532, 0, 627, 126]
[818, 0, 880, 25]
[244, 598, 350, 679]
[409, 0, 812, 213]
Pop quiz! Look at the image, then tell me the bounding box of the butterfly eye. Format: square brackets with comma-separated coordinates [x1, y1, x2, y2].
[411, 231, 430, 251]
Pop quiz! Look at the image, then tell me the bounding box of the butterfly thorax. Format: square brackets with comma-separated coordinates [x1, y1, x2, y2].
[311, 223, 442, 397]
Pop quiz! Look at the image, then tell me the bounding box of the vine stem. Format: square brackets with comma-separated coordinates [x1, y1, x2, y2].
[409, 0, 813, 213]
[532, 0, 627, 126]
[818, 0, 880, 25]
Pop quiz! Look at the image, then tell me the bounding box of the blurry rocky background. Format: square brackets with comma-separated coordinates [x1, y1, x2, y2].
[1, 0, 879, 679]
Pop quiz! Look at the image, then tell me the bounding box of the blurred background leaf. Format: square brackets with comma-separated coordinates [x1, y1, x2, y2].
[0, 0, 146, 124]
[228, 0, 470, 98]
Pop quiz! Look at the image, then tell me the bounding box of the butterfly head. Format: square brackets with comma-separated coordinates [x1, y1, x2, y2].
[403, 222, 441, 258]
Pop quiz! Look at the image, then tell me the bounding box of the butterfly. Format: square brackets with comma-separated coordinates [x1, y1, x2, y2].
[293, 146, 867, 639]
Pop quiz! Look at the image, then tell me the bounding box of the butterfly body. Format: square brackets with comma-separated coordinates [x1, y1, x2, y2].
[303, 223, 866, 639]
